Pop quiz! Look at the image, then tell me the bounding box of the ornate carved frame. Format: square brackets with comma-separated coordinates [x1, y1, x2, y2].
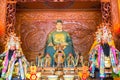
[6, 0, 112, 35]
[5, 0, 112, 61]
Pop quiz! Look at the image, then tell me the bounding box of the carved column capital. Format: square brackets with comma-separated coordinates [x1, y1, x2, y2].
[101, 1, 112, 27]
[101, 0, 110, 2]
[6, 1, 16, 35]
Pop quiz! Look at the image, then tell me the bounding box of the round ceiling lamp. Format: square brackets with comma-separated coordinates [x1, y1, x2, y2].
[44, 0, 75, 9]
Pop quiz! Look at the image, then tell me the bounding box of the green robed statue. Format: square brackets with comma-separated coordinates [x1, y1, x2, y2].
[45, 20, 75, 66]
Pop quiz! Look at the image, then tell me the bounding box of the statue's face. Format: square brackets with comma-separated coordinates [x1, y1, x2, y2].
[69, 53, 72, 56]
[10, 46, 16, 50]
[101, 37, 108, 44]
[46, 54, 50, 57]
[56, 22, 63, 30]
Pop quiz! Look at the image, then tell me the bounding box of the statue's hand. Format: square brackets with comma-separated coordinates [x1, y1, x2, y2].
[96, 64, 99, 68]
[48, 43, 53, 46]
[16, 53, 22, 58]
[61, 42, 68, 46]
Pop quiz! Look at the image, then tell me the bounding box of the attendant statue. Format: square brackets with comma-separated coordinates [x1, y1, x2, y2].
[45, 20, 75, 66]
[90, 37, 119, 79]
[37, 53, 44, 67]
[54, 44, 65, 67]
[67, 53, 75, 67]
[54, 51, 65, 67]
[89, 25, 119, 79]
[44, 53, 51, 67]
[75, 52, 83, 67]
[0, 32, 28, 80]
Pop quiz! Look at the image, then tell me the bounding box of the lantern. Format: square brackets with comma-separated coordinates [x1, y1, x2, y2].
[114, 24, 120, 35]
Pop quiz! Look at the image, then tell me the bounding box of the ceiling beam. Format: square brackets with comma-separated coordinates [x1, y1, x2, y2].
[17, 0, 100, 2]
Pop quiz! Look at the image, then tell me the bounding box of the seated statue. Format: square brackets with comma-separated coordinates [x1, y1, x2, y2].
[45, 20, 75, 66]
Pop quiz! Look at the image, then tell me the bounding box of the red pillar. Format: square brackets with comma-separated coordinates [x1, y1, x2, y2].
[110, 0, 120, 50]
[0, 0, 7, 53]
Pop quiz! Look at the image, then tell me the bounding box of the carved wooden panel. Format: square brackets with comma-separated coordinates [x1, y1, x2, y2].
[6, 2, 16, 34]
[15, 10, 101, 61]
[101, 2, 112, 27]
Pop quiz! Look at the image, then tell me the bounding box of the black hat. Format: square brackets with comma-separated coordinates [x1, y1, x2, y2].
[56, 19, 63, 23]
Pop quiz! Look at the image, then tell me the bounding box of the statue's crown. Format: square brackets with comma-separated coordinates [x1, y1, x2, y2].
[6, 32, 21, 49]
[95, 23, 112, 43]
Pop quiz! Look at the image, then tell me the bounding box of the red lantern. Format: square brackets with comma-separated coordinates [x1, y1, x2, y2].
[114, 24, 120, 35]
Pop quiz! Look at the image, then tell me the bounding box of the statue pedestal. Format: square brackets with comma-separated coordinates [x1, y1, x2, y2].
[63, 75, 74, 80]
[27, 67, 82, 80]
[47, 75, 58, 80]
